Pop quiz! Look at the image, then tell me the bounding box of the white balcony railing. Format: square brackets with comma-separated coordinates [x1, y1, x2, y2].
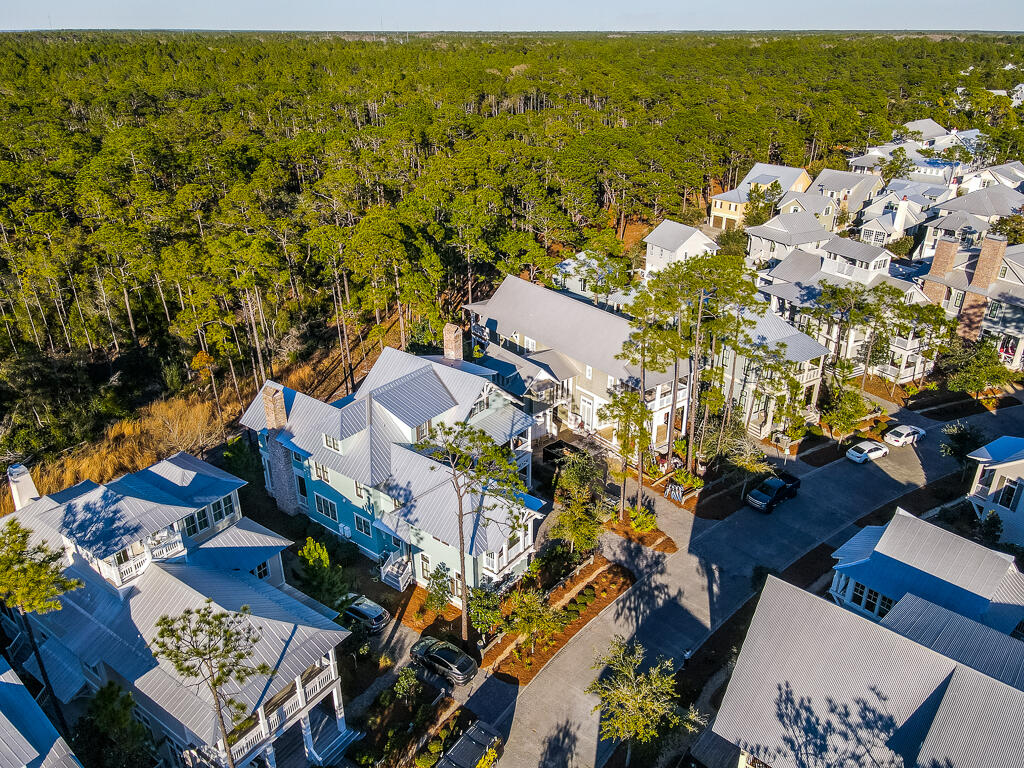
[117, 555, 150, 583]
[304, 666, 335, 700]
[149, 532, 184, 560]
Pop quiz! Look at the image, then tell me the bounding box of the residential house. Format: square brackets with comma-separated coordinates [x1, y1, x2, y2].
[241, 341, 543, 602]
[552, 251, 634, 312]
[467, 275, 690, 450]
[858, 194, 929, 247]
[744, 211, 832, 267]
[919, 184, 1024, 257]
[921, 234, 1024, 366]
[959, 160, 1024, 194]
[0, 656, 80, 768]
[709, 163, 811, 230]
[0, 454, 355, 768]
[641, 219, 719, 280]
[689, 576, 1024, 768]
[847, 120, 980, 188]
[715, 307, 829, 440]
[828, 508, 1024, 633]
[808, 168, 884, 221]
[775, 190, 839, 232]
[757, 238, 936, 384]
[967, 435, 1024, 546]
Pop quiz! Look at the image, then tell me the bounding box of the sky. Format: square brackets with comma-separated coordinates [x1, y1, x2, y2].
[2, 0, 1023, 32]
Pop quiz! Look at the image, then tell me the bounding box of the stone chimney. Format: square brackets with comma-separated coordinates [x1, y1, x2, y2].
[262, 384, 288, 431]
[7, 464, 39, 511]
[923, 236, 960, 304]
[970, 233, 1008, 291]
[443, 323, 464, 361]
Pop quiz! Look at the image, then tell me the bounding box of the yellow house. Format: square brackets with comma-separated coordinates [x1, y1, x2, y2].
[709, 163, 811, 230]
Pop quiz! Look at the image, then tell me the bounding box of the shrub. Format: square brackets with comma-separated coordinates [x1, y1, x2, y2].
[429, 739, 444, 754]
[395, 666, 421, 701]
[415, 752, 440, 768]
[584, 585, 596, 599]
[672, 468, 703, 489]
[478, 743, 502, 768]
[378, 689, 395, 708]
[378, 652, 394, 670]
[630, 506, 659, 533]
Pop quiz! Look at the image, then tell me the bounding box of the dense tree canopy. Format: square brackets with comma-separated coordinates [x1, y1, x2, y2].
[1, 31, 1023, 460]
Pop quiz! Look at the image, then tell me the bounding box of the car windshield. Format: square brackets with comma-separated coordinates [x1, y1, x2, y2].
[893, 427, 910, 437]
[353, 599, 383, 618]
[850, 446, 865, 454]
[754, 478, 783, 495]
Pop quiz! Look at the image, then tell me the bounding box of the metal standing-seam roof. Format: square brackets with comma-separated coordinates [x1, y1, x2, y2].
[709, 577, 1024, 768]
[0, 658, 80, 768]
[20, 638, 87, 704]
[643, 220, 719, 253]
[822, 236, 891, 263]
[745, 211, 831, 246]
[744, 308, 830, 362]
[939, 185, 1024, 218]
[187, 516, 292, 573]
[711, 163, 808, 204]
[967, 435, 1024, 464]
[370, 367, 458, 427]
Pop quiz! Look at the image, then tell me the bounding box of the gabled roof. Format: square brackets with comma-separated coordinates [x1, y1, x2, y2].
[643, 219, 718, 253]
[466, 275, 678, 386]
[810, 169, 882, 212]
[744, 307, 829, 363]
[0, 658, 80, 768]
[9, 453, 246, 559]
[745, 211, 831, 246]
[903, 118, 949, 140]
[708, 577, 1024, 768]
[778, 190, 832, 215]
[968, 435, 1024, 464]
[187, 516, 291, 573]
[940, 185, 1024, 218]
[711, 163, 807, 204]
[822, 236, 890, 263]
[832, 509, 1024, 632]
[929, 210, 990, 233]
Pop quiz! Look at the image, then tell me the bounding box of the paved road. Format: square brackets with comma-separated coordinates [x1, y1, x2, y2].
[463, 397, 1024, 768]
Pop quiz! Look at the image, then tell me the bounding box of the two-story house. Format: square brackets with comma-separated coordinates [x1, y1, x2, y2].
[241, 341, 543, 603]
[640, 220, 719, 279]
[967, 435, 1024, 546]
[828, 508, 1024, 634]
[744, 211, 833, 268]
[757, 238, 935, 384]
[919, 185, 1024, 257]
[808, 168, 884, 221]
[775, 190, 839, 232]
[858, 194, 929, 247]
[466, 275, 690, 451]
[552, 251, 634, 312]
[957, 159, 1024, 194]
[0, 656, 80, 768]
[921, 233, 1024, 366]
[1, 454, 355, 768]
[709, 163, 811, 230]
[690, 575, 1024, 768]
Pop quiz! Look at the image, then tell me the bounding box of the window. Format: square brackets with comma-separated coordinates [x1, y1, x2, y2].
[585, 365, 592, 379]
[292, 450, 303, 463]
[852, 582, 865, 606]
[524, 336, 536, 352]
[314, 493, 338, 522]
[415, 420, 432, 442]
[295, 475, 308, 500]
[314, 462, 330, 483]
[354, 513, 372, 537]
[420, 553, 431, 575]
[952, 290, 965, 309]
[114, 548, 131, 566]
[251, 561, 270, 580]
[354, 481, 364, 499]
[997, 479, 1020, 509]
[999, 264, 1008, 279]
[607, 375, 615, 390]
[1011, 619, 1024, 641]
[183, 515, 198, 537]
[864, 589, 879, 614]
[211, 498, 225, 523]
[324, 434, 341, 452]
[223, 493, 235, 518]
[878, 595, 894, 618]
[484, 551, 497, 571]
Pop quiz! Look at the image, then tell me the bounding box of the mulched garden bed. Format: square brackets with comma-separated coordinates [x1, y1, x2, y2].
[799, 440, 849, 467]
[862, 374, 909, 407]
[604, 515, 679, 553]
[919, 395, 1021, 421]
[907, 385, 1007, 411]
[857, 472, 968, 527]
[394, 585, 462, 633]
[493, 564, 635, 685]
[347, 679, 449, 768]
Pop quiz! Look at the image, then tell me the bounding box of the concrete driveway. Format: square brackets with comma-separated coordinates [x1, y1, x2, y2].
[470, 396, 1024, 768]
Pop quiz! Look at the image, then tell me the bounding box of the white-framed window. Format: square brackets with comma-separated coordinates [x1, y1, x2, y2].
[295, 475, 308, 505]
[607, 375, 615, 390]
[324, 434, 341, 452]
[250, 561, 270, 580]
[484, 551, 497, 572]
[415, 421, 432, 442]
[354, 513, 372, 537]
[585, 365, 592, 379]
[1000, 264, 1008, 279]
[851, 581, 865, 606]
[210, 497, 226, 523]
[223, 493, 235, 518]
[314, 493, 338, 522]
[420, 553, 431, 575]
[878, 595, 894, 618]
[354, 481, 364, 499]
[997, 479, 1020, 509]
[314, 462, 330, 482]
[182, 508, 211, 538]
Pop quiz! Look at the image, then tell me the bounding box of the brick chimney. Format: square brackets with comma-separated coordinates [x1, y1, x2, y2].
[443, 323, 464, 361]
[923, 236, 960, 304]
[262, 384, 288, 430]
[970, 233, 1008, 291]
[7, 464, 39, 511]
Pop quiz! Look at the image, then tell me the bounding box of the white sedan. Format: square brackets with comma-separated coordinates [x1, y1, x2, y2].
[884, 424, 926, 447]
[846, 440, 890, 464]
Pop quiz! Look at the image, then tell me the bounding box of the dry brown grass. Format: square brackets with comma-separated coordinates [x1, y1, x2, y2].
[0, 396, 218, 517]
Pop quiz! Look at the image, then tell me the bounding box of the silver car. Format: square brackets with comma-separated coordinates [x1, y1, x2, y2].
[846, 440, 890, 464]
[883, 424, 925, 447]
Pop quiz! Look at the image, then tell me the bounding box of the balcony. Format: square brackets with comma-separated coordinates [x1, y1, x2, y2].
[148, 531, 184, 560]
[116, 555, 150, 583]
[891, 335, 922, 352]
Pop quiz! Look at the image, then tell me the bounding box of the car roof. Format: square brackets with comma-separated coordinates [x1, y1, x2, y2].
[855, 440, 880, 448]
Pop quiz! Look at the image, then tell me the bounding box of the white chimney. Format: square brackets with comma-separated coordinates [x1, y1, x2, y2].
[8, 464, 39, 511]
[893, 196, 910, 237]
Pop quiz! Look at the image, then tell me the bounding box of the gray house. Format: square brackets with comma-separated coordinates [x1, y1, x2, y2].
[1, 454, 355, 768]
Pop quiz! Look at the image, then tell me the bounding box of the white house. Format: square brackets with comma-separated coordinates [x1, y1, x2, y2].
[1, 455, 356, 768]
[744, 211, 832, 267]
[959, 160, 1024, 194]
[640, 220, 719, 280]
[919, 184, 1024, 257]
[808, 168, 884, 221]
[967, 435, 1024, 546]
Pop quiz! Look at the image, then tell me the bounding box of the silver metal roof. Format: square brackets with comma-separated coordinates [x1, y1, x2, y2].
[643, 219, 718, 253]
[710, 163, 807, 204]
[746, 211, 831, 246]
[0, 658, 80, 768]
[744, 309, 829, 362]
[822, 236, 889, 263]
[968, 435, 1024, 464]
[940, 185, 1024, 218]
[187, 516, 291, 573]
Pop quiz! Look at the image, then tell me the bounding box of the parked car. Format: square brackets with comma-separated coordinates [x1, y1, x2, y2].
[541, 439, 582, 465]
[746, 471, 801, 513]
[411, 636, 478, 686]
[846, 440, 890, 464]
[883, 424, 925, 447]
[340, 595, 390, 634]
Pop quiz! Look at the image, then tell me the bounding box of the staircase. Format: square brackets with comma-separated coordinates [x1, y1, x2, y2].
[380, 551, 413, 592]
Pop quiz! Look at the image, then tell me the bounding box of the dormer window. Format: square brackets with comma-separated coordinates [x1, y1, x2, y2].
[1000, 264, 1008, 279]
[415, 420, 433, 442]
[469, 393, 491, 418]
[324, 434, 341, 452]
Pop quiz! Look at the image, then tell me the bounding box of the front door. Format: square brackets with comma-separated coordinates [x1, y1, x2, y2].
[580, 397, 593, 429]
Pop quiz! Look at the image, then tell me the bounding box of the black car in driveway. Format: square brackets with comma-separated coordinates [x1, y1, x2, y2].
[745, 471, 801, 513]
[411, 636, 478, 686]
[340, 595, 390, 635]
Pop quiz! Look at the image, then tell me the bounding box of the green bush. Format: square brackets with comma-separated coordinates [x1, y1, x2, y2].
[415, 753, 440, 768]
[672, 468, 703, 489]
[630, 506, 659, 534]
[584, 585, 596, 599]
[377, 689, 395, 709]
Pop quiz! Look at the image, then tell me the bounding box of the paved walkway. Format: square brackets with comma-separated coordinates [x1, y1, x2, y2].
[471, 391, 1024, 768]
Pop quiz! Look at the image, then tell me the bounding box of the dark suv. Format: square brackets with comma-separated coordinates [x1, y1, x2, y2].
[340, 595, 390, 635]
[745, 471, 801, 513]
[411, 636, 478, 685]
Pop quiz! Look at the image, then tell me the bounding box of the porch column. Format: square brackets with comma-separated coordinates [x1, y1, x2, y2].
[294, 675, 307, 708]
[829, 571, 842, 599]
[263, 743, 277, 768]
[300, 715, 318, 764]
[330, 682, 347, 733]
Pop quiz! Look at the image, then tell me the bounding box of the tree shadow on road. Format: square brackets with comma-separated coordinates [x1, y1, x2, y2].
[538, 718, 580, 768]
